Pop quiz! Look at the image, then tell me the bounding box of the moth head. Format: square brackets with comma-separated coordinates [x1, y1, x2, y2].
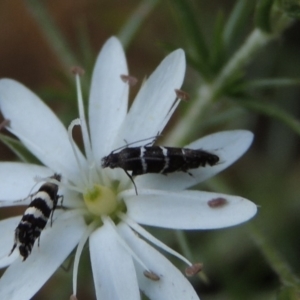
[51, 173, 61, 182]
[208, 154, 220, 166]
[101, 154, 118, 169]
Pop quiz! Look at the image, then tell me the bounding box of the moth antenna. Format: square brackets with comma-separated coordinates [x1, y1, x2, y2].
[111, 134, 162, 154]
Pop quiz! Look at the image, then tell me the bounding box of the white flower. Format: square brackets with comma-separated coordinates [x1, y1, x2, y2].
[0, 37, 256, 300]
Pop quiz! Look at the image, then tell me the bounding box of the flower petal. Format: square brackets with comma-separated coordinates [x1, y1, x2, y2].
[0, 211, 86, 300]
[124, 189, 257, 229]
[0, 162, 51, 201]
[114, 49, 186, 148]
[0, 79, 86, 183]
[135, 130, 254, 190]
[0, 162, 82, 208]
[118, 223, 199, 300]
[0, 216, 21, 268]
[89, 37, 129, 161]
[89, 223, 140, 300]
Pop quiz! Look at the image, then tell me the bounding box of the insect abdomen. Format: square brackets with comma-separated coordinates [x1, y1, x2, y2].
[141, 147, 219, 174]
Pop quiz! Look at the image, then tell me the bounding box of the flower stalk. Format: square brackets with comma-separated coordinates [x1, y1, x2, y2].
[165, 23, 290, 145]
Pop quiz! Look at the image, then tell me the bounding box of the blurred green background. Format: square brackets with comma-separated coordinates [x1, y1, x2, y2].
[0, 0, 300, 299]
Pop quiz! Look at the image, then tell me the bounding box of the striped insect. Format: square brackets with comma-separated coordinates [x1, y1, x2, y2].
[101, 145, 219, 193]
[10, 173, 63, 261]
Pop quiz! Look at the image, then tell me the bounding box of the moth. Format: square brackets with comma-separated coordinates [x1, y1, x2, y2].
[10, 173, 63, 261]
[102, 145, 219, 193]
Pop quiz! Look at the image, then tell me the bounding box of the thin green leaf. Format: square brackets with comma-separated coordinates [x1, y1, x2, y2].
[237, 98, 300, 136]
[224, 0, 256, 48]
[184, 52, 207, 74]
[215, 69, 245, 99]
[0, 134, 40, 164]
[77, 20, 95, 83]
[171, 0, 212, 78]
[222, 77, 300, 97]
[246, 78, 300, 89]
[24, 1, 91, 91]
[25, 0, 78, 68]
[278, 0, 300, 19]
[250, 226, 300, 291]
[255, 0, 275, 33]
[199, 107, 246, 130]
[118, 0, 159, 49]
[213, 29, 273, 99]
[209, 11, 226, 73]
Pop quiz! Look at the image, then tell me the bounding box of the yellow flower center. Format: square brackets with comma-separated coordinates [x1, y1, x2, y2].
[84, 185, 117, 216]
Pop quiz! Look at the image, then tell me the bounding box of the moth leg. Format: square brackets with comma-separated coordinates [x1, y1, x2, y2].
[58, 195, 65, 209]
[182, 169, 194, 177]
[50, 195, 64, 226]
[144, 141, 153, 147]
[38, 236, 41, 247]
[124, 170, 138, 195]
[9, 228, 19, 256]
[59, 195, 64, 206]
[145, 132, 161, 146]
[9, 244, 17, 256]
[50, 204, 56, 226]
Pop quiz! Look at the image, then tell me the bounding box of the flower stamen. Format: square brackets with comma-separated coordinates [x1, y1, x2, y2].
[73, 72, 103, 186]
[74, 71, 94, 165]
[72, 220, 99, 297]
[102, 216, 152, 272]
[185, 263, 203, 277]
[67, 119, 90, 188]
[161, 92, 181, 130]
[118, 213, 195, 268]
[175, 89, 190, 101]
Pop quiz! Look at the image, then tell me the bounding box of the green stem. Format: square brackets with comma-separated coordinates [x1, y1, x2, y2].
[175, 230, 209, 283]
[118, 0, 159, 49]
[214, 29, 271, 95]
[238, 99, 300, 136]
[165, 28, 274, 145]
[250, 226, 300, 288]
[175, 230, 193, 259]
